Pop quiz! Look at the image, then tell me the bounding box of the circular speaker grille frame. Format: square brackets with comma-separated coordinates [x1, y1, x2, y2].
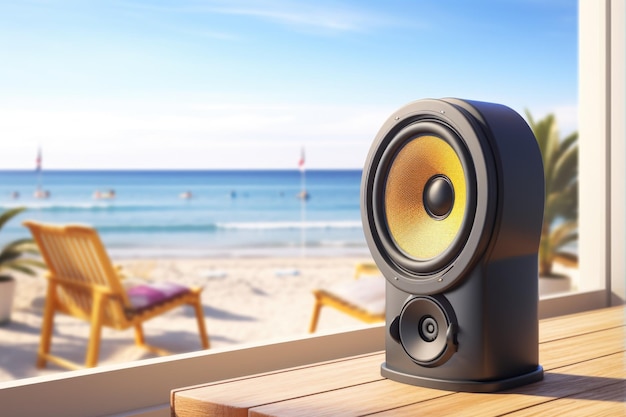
[361, 99, 497, 294]
[374, 121, 476, 272]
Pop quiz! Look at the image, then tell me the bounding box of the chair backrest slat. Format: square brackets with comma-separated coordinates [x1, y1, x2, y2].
[23, 221, 131, 325]
[69, 234, 104, 286]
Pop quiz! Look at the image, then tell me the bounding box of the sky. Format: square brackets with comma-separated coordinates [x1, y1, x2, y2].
[0, 0, 578, 170]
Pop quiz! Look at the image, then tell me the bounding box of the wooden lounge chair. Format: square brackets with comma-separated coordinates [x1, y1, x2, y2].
[23, 221, 209, 370]
[308, 262, 385, 333]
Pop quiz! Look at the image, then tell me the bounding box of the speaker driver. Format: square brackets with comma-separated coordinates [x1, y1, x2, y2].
[399, 295, 457, 367]
[384, 134, 467, 261]
[364, 101, 491, 293]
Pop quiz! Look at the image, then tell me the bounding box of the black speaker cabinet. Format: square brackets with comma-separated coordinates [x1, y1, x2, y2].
[361, 98, 545, 392]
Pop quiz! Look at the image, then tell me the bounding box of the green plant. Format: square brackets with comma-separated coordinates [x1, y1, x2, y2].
[526, 111, 578, 277]
[0, 207, 44, 281]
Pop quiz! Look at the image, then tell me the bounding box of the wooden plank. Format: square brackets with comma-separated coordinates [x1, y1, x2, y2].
[507, 380, 626, 416]
[172, 306, 625, 417]
[539, 326, 625, 370]
[249, 379, 453, 417]
[249, 325, 626, 417]
[368, 352, 626, 417]
[539, 305, 625, 343]
[172, 353, 385, 417]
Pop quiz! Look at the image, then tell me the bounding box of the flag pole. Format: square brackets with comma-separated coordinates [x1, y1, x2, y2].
[34, 146, 49, 198]
[36, 146, 42, 192]
[299, 147, 306, 257]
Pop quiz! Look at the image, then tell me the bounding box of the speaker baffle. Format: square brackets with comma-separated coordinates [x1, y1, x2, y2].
[392, 295, 458, 367]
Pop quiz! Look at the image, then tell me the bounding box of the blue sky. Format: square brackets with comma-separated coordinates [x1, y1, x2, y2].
[0, 0, 577, 169]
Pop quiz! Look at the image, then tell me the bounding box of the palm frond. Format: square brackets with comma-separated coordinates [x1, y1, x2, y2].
[1, 238, 39, 254]
[549, 220, 578, 250]
[551, 145, 578, 192]
[0, 238, 40, 262]
[0, 207, 26, 232]
[14, 258, 46, 270]
[553, 251, 578, 267]
[528, 112, 560, 192]
[554, 132, 578, 162]
[524, 109, 536, 127]
[528, 111, 579, 274]
[0, 258, 45, 276]
[544, 185, 578, 223]
[544, 195, 576, 225]
[0, 207, 47, 278]
[0, 250, 21, 264]
[553, 233, 578, 251]
[560, 183, 578, 218]
[526, 111, 548, 159]
[556, 131, 578, 159]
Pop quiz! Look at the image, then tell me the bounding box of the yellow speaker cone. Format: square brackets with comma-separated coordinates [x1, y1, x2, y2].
[384, 135, 467, 260]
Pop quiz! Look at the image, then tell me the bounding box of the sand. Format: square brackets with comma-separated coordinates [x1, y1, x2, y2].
[0, 256, 580, 383]
[0, 256, 379, 383]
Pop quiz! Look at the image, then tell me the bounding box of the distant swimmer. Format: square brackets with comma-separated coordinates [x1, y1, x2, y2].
[179, 191, 193, 199]
[93, 189, 115, 200]
[10, 191, 19, 199]
[34, 189, 50, 199]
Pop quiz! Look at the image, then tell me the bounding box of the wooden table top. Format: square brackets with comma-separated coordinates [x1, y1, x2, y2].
[171, 306, 625, 416]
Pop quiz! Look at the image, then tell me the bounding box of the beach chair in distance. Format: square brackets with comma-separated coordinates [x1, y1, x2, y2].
[353, 261, 381, 278]
[23, 221, 209, 370]
[308, 262, 385, 333]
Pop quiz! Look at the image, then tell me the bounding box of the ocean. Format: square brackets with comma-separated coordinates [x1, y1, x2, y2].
[0, 170, 368, 258]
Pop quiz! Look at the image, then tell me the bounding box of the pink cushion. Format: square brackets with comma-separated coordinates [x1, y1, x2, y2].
[126, 282, 190, 311]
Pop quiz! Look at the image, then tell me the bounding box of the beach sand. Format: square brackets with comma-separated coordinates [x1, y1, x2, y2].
[0, 256, 580, 383]
[0, 256, 380, 382]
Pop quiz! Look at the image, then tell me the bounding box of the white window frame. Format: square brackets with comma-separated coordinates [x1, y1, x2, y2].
[541, 0, 625, 318]
[0, 1, 623, 416]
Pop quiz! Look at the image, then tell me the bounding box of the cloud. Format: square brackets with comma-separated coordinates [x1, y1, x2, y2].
[121, 0, 396, 34]
[209, 4, 370, 32]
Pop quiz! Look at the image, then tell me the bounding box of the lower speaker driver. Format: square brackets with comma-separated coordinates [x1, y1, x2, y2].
[399, 296, 457, 367]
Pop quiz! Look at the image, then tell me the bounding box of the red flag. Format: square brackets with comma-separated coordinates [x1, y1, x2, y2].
[298, 147, 305, 171]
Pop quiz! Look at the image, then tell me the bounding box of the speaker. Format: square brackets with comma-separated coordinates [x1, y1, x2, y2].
[361, 98, 545, 392]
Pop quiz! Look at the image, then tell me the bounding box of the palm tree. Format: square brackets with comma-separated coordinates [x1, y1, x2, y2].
[0, 207, 44, 281]
[526, 111, 578, 277]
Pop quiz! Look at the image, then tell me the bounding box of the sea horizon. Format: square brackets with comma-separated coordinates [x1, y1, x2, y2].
[0, 169, 369, 259]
